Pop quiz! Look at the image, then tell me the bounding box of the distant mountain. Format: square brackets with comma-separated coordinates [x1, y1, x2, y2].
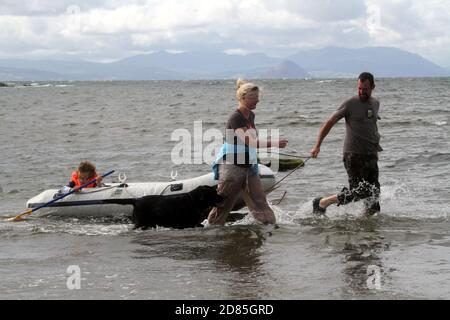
[289, 46, 450, 78]
[0, 59, 104, 79]
[0, 47, 448, 80]
[258, 60, 310, 79]
[0, 51, 283, 80]
[115, 51, 282, 76]
[0, 66, 64, 81]
[0, 58, 191, 81]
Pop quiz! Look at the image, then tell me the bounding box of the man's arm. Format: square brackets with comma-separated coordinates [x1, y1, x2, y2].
[310, 114, 339, 158]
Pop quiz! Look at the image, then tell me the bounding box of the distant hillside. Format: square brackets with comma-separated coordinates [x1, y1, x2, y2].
[289, 46, 450, 78]
[114, 51, 282, 76]
[0, 66, 64, 81]
[258, 60, 310, 79]
[0, 47, 448, 80]
[0, 52, 283, 80]
[0, 59, 193, 81]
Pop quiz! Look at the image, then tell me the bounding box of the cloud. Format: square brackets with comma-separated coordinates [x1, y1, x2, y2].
[0, 0, 449, 66]
[280, 0, 367, 22]
[363, 0, 450, 65]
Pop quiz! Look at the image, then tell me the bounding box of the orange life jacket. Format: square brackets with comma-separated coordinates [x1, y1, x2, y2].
[71, 171, 98, 188]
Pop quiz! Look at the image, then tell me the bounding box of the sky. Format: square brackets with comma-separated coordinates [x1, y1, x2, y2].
[0, 0, 449, 67]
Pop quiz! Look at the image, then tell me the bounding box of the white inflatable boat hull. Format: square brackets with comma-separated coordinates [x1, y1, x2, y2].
[26, 165, 276, 218]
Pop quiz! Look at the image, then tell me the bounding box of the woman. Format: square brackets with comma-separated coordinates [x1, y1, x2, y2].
[208, 79, 288, 225]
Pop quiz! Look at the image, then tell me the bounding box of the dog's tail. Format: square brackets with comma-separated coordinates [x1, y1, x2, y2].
[102, 198, 137, 206]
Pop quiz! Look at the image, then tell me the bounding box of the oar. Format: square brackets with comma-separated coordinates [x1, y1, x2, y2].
[5, 170, 115, 222]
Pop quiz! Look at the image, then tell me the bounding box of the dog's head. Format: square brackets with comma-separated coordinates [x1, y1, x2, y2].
[191, 185, 224, 208]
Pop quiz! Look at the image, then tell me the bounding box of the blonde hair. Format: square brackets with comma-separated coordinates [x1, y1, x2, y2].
[236, 78, 259, 101]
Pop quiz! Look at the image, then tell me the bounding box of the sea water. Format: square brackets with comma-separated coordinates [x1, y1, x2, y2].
[0, 79, 449, 299]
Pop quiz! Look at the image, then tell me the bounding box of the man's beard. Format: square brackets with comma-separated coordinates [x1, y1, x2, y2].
[359, 94, 369, 102]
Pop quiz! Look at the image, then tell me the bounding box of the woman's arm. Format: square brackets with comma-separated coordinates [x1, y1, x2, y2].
[235, 128, 288, 149]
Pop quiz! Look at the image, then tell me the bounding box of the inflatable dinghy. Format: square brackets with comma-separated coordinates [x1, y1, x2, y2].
[26, 165, 276, 218]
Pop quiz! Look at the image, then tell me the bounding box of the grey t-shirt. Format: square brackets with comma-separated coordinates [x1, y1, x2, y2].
[224, 110, 256, 166]
[333, 96, 381, 155]
[226, 109, 256, 131]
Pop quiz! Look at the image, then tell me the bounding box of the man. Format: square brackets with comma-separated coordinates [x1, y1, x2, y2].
[310, 72, 382, 216]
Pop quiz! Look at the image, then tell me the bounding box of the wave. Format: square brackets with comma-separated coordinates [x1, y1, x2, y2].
[0, 217, 134, 238]
[9, 82, 75, 88]
[381, 119, 448, 128]
[386, 152, 450, 168]
[19, 83, 53, 88]
[315, 80, 335, 84]
[303, 100, 321, 105]
[254, 180, 450, 228]
[427, 152, 450, 162]
[1, 174, 447, 238]
[1, 201, 448, 240]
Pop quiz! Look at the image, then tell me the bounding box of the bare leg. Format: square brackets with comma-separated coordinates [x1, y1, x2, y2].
[319, 195, 338, 209]
[313, 194, 338, 215]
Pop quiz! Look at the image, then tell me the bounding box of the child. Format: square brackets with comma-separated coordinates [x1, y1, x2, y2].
[67, 161, 103, 191]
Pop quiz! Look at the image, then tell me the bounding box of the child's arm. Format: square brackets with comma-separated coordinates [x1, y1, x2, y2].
[68, 180, 82, 191]
[96, 176, 104, 187]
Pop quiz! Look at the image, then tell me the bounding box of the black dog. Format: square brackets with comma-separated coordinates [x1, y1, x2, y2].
[104, 185, 223, 229]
